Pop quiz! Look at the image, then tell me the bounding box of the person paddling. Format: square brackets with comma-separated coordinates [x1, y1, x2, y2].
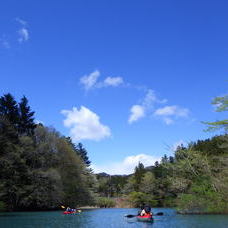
[140, 205, 152, 216]
[66, 207, 71, 212]
[66, 207, 76, 212]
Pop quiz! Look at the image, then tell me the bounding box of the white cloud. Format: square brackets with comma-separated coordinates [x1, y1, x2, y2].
[16, 18, 29, 43]
[154, 105, 189, 124]
[61, 106, 111, 141]
[80, 70, 100, 90]
[142, 89, 167, 107]
[128, 105, 145, 124]
[154, 105, 189, 117]
[80, 70, 123, 90]
[92, 154, 161, 175]
[1, 18, 29, 47]
[103, 76, 123, 87]
[142, 89, 157, 108]
[128, 89, 164, 124]
[16, 18, 27, 26]
[18, 28, 29, 43]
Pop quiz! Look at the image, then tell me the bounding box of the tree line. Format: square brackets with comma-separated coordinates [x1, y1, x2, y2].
[95, 94, 228, 213]
[1, 92, 227, 213]
[0, 93, 95, 211]
[95, 136, 228, 213]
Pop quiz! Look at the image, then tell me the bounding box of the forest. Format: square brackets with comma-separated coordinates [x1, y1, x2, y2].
[0, 93, 227, 213]
[97, 134, 228, 213]
[0, 93, 96, 211]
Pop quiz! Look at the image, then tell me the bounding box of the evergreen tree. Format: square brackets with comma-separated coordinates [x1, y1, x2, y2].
[0, 93, 19, 128]
[161, 154, 168, 164]
[18, 96, 36, 136]
[0, 116, 19, 154]
[169, 156, 174, 163]
[76, 143, 91, 166]
[134, 162, 145, 191]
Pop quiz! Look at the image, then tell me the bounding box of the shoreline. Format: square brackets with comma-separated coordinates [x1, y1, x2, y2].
[78, 206, 99, 210]
[1, 207, 228, 215]
[177, 211, 228, 215]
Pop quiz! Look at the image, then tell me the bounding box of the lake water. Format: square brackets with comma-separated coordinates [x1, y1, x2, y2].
[0, 208, 228, 228]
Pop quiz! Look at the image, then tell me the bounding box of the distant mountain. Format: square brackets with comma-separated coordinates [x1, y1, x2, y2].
[96, 172, 110, 177]
[96, 166, 155, 177]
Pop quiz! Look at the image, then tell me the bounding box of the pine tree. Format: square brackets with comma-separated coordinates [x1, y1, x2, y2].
[76, 143, 91, 166]
[0, 93, 19, 128]
[134, 162, 145, 191]
[18, 96, 36, 135]
[0, 116, 19, 155]
[161, 154, 168, 164]
[65, 139, 91, 166]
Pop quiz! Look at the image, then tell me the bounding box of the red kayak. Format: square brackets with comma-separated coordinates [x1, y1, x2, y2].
[137, 214, 153, 222]
[63, 211, 77, 215]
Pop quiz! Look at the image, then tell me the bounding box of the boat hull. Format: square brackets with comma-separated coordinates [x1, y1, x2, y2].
[137, 215, 153, 222]
[63, 211, 77, 215]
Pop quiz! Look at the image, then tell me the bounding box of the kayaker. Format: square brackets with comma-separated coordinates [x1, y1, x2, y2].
[138, 204, 145, 215]
[66, 207, 75, 212]
[64, 207, 77, 213]
[140, 205, 152, 216]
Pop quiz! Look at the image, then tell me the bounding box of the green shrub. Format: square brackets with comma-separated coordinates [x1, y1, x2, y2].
[163, 196, 177, 207]
[177, 189, 228, 214]
[96, 197, 115, 208]
[128, 191, 157, 207]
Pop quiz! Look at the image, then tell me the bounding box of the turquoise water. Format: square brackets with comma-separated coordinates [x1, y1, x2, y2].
[0, 208, 228, 228]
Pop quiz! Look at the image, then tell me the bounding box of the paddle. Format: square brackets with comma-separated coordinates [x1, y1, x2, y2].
[125, 212, 164, 218]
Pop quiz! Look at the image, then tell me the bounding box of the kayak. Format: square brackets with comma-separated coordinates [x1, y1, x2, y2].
[137, 215, 153, 222]
[63, 211, 77, 215]
[63, 209, 81, 215]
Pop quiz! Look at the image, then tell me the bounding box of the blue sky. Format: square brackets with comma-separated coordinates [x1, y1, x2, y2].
[1, 0, 228, 174]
